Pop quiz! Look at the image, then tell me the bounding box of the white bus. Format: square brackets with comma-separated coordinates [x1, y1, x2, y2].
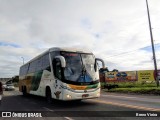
[19, 47, 105, 102]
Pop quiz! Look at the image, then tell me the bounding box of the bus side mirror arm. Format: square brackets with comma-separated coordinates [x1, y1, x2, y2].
[95, 58, 105, 72]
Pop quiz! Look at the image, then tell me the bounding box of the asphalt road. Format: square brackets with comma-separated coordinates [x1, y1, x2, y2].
[0, 88, 160, 120]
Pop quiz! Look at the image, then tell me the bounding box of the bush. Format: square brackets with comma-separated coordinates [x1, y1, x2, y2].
[100, 82, 106, 89]
[101, 81, 157, 88]
[108, 87, 160, 95]
[101, 81, 160, 95]
[13, 82, 19, 87]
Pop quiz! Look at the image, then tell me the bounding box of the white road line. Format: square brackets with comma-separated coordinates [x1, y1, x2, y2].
[64, 117, 74, 120]
[43, 107, 74, 120]
[43, 107, 54, 111]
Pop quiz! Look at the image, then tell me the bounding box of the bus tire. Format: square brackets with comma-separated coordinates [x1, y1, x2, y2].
[22, 86, 27, 96]
[75, 99, 82, 102]
[46, 87, 52, 104]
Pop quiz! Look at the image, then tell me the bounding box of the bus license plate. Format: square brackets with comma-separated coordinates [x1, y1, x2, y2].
[82, 94, 89, 98]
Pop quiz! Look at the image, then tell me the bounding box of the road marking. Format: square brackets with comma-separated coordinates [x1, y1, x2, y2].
[43, 107, 74, 120]
[89, 99, 160, 111]
[64, 117, 74, 120]
[101, 94, 137, 99]
[43, 107, 54, 111]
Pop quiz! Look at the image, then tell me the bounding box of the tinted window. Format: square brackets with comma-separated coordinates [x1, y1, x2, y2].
[28, 61, 36, 73]
[25, 53, 51, 74]
[35, 57, 43, 71]
[42, 54, 50, 70]
[20, 64, 29, 76]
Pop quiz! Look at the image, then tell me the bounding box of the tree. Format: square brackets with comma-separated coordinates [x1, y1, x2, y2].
[99, 67, 109, 73]
[12, 75, 19, 83]
[112, 69, 118, 72]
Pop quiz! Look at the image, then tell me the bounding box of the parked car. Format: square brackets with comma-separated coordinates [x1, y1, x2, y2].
[3, 84, 15, 91]
[2, 84, 6, 90]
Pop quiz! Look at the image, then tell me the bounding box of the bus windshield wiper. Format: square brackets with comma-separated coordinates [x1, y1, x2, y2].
[81, 65, 86, 76]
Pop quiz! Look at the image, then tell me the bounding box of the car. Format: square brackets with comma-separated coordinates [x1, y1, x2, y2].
[2, 84, 6, 90]
[3, 84, 15, 91]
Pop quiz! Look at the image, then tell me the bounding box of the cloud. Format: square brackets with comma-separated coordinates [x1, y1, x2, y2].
[0, 42, 21, 48]
[0, 0, 160, 77]
[141, 44, 157, 52]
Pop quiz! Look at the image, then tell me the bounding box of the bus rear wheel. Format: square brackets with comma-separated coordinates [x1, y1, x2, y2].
[22, 86, 27, 96]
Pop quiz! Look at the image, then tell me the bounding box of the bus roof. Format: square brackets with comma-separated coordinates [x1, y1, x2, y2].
[20, 47, 92, 67]
[49, 47, 92, 53]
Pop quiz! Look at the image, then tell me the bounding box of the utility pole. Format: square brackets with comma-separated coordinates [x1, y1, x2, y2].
[146, 0, 159, 87]
[21, 57, 24, 65]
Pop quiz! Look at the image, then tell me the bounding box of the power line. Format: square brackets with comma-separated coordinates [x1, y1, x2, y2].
[106, 49, 142, 58]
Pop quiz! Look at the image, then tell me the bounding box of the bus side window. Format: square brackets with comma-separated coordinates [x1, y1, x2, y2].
[53, 59, 62, 80]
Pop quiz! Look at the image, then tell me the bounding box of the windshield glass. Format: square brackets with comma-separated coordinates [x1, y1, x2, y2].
[81, 54, 99, 81]
[61, 52, 99, 84]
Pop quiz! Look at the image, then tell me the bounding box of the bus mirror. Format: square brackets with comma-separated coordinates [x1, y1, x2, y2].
[95, 58, 105, 69]
[94, 59, 98, 72]
[55, 56, 66, 68]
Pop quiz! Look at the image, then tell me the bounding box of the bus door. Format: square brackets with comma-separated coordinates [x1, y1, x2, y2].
[53, 58, 63, 99]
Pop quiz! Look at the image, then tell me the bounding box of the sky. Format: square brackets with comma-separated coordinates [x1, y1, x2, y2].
[0, 0, 160, 77]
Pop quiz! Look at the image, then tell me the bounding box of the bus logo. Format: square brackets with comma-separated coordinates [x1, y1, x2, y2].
[84, 90, 87, 93]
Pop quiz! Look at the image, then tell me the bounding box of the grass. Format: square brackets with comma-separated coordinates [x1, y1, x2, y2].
[106, 87, 160, 95]
[101, 82, 160, 95]
[115, 82, 156, 88]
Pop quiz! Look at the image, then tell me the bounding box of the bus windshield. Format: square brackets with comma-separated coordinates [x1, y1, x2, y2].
[61, 52, 99, 84]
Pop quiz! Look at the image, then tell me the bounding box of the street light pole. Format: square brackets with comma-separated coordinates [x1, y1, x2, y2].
[21, 57, 24, 65]
[146, 0, 159, 87]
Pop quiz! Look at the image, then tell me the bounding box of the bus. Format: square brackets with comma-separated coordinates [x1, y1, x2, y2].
[19, 47, 105, 102]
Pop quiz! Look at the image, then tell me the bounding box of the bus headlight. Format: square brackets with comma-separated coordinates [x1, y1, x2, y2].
[97, 93, 100, 97]
[66, 94, 72, 99]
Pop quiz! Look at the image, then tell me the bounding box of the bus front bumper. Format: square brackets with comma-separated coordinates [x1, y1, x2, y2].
[63, 88, 100, 101]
